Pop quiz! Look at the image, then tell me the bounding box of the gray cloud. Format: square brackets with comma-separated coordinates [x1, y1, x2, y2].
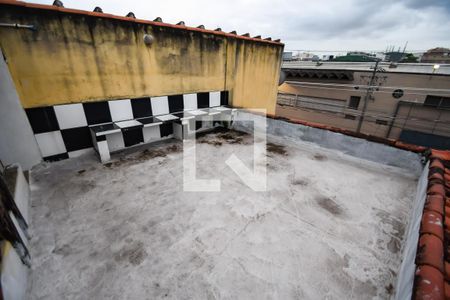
[29, 0, 450, 51]
[404, 0, 450, 11]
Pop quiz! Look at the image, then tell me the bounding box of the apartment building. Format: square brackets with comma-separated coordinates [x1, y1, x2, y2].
[277, 61, 450, 149]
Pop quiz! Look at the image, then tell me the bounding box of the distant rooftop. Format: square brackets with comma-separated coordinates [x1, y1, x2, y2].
[282, 61, 450, 76]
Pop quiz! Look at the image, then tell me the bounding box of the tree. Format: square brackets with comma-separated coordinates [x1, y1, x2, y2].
[401, 53, 418, 63]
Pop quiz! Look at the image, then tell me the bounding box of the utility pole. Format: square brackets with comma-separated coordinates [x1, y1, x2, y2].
[356, 60, 380, 133]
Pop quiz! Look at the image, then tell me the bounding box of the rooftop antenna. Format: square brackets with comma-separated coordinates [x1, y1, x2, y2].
[402, 41, 408, 54]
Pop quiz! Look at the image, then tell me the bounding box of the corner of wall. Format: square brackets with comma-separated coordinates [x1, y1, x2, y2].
[0, 49, 42, 170]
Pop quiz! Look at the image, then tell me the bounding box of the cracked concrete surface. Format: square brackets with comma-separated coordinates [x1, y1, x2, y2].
[27, 130, 418, 299]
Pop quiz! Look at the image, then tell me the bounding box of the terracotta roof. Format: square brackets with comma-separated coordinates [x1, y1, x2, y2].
[0, 0, 283, 46]
[413, 149, 450, 299]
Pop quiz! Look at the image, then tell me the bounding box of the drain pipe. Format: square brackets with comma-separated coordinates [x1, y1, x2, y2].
[0, 23, 37, 31]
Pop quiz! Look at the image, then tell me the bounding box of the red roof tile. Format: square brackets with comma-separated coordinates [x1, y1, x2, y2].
[426, 195, 445, 216]
[413, 150, 450, 300]
[420, 212, 444, 241]
[445, 281, 450, 299]
[431, 159, 446, 171]
[432, 150, 450, 161]
[417, 234, 444, 273]
[414, 265, 445, 299]
[428, 184, 446, 197]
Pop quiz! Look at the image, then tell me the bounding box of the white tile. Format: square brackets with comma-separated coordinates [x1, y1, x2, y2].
[97, 140, 111, 163]
[186, 119, 196, 134]
[115, 120, 142, 128]
[156, 114, 179, 122]
[34, 131, 67, 157]
[143, 122, 162, 128]
[151, 96, 169, 116]
[183, 94, 197, 110]
[143, 126, 161, 142]
[54, 103, 87, 129]
[213, 107, 231, 111]
[173, 123, 183, 140]
[68, 148, 94, 158]
[106, 132, 125, 152]
[108, 99, 133, 122]
[209, 91, 221, 107]
[187, 110, 208, 116]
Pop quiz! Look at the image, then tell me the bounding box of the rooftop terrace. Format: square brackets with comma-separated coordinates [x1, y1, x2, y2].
[26, 116, 420, 299]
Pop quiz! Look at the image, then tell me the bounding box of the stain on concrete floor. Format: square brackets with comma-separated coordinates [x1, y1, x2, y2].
[27, 130, 417, 299]
[316, 196, 346, 217]
[266, 142, 287, 156]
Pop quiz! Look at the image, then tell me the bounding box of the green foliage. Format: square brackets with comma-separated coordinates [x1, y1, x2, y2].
[401, 53, 418, 63]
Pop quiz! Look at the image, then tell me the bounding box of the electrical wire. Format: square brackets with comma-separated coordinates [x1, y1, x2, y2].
[276, 104, 450, 134]
[278, 95, 450, 123]
[277, 95, 450, 125]
[283, 83, 450, 97]
[278, 102, 450, 126]
[284, 49, 429, 53]
[284, 81, 450, 93]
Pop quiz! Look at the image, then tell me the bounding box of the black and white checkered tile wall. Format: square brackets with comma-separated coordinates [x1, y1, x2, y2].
[25, 91, 229, 161]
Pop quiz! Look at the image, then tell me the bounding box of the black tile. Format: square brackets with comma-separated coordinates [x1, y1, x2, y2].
[89, 123, 119, 134]
[131, 97, 153, 118]
[197, 92, 209, 109]
[196, 121, 203, 130]
[160, 123, 173, 137]
[168, 94, 184, 113]
[138, 117, 158, 125]
[61, 126, 93, 152]
[43, 153, 69, 162]
[96, 135, 106, 142]
[220, 91, 229, 106]
[83, 101, 111, 125]
[122, 127, 144, 147]
[25, 107, 59, 134]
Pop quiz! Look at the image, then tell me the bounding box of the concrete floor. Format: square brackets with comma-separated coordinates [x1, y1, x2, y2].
[28, 129, 417, 299]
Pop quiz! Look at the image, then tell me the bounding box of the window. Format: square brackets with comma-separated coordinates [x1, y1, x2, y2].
[376, 119, 388, 125]
[348, 96, 361, 109]
[344, 114, 356, 120]
[424, 95, 450, 108]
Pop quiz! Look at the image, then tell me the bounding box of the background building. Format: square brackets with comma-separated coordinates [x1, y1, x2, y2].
[332, 52, 379, 62]
[277, 61, 450, 149]
[421, 47, 450, 64]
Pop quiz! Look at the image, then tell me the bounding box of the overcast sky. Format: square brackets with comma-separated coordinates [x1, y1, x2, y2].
[31, 0, 450, 52]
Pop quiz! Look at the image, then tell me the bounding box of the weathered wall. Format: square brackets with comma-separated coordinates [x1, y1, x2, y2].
[226, 39, 282, 114]
[0, 48, 42, 170]
[0, 2, 283, 114]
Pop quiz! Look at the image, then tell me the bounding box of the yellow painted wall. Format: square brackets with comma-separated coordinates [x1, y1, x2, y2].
[0, 3, 283, 114]
[226, 39, 283, 114]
